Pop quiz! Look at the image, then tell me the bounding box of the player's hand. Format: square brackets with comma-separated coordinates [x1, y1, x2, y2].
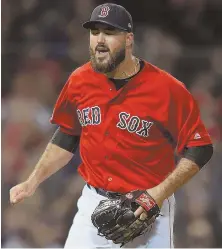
[10, 181, 37, 205]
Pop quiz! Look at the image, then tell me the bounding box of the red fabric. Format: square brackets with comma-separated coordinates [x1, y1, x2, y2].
[50, 77, 82, 136]
[50, 61, 212, 193]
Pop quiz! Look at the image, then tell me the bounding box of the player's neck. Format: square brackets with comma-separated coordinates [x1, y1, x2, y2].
[106, 55, 140, 79]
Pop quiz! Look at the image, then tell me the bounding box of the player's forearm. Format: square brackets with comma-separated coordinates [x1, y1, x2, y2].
[27, 143, 73, 188]
[147, 158, 199, 206]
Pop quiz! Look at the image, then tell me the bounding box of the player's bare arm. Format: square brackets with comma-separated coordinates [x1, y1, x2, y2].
[147, 158, 199, 206]
[10, 129, 80, 205]
[135, 144, 213, 217]
[10, 143, 72, 204]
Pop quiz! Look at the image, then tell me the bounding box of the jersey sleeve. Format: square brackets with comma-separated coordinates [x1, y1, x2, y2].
[167, 74, 212, 154]
[50, 75, 81, 136]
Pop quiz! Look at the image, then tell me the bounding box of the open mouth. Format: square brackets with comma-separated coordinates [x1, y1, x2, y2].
[96, 47, 109, 55]
[96, 49, 109, 58]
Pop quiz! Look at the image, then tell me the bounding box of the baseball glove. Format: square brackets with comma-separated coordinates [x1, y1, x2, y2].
[91, 190, 160, 247]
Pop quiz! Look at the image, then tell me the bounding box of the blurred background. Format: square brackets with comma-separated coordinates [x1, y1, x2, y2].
[1, 0, 222, 247]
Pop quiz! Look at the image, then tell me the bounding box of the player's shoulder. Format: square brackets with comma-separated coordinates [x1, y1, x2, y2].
[143, 61, 193, 103]
[161, 70, 186, 89]
[142, 61, 162, 78]
[145, 61, 188, 91]
[69, 62, 93, 80]
[65, 62, 95, 90]
[159, 67, 193, 101]
[143, 61, 184, 87]
[142, 61, 169, 86]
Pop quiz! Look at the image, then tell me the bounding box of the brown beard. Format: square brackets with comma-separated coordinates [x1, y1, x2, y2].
[89, 46, 126, 73]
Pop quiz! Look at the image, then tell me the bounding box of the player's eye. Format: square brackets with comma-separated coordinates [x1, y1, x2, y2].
[104, 29, 116, 35]
[91, 29, 100, 36]
[90, 28, 117, 36]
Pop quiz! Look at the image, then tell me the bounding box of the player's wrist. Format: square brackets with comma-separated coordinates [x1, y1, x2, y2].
[146, 187, 165, 208]
[26, 176, 40, 191]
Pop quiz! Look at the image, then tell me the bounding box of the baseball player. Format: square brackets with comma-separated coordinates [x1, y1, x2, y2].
[10, 3, 213, 248]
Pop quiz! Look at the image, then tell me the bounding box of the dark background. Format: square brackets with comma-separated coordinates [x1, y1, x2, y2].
[2, 0, 222, 247]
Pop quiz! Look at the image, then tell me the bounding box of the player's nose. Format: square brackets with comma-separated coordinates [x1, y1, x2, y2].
[97, 32, 106, 44]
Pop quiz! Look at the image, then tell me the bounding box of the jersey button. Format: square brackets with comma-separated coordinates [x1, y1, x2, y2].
[108, 177, 112, 181]
[110, 88, 112, 91]
[105, 155, 109, 159]
[105, 131, 109, 136]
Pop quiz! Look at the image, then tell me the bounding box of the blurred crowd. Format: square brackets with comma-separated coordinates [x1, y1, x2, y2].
[1, 0, 222, 248]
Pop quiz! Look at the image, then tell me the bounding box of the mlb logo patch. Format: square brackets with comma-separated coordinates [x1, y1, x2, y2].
[98, 6, 110, 18]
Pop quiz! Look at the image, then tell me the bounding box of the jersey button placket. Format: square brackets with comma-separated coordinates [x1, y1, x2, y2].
[107, 79, 116, 97]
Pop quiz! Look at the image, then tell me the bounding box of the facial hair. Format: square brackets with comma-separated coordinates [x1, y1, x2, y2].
[89, 45, 126, 73]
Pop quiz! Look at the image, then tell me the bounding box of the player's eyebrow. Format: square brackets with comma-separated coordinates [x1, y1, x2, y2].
[105, 27, 116, 31]
[91, 25, 119, 32]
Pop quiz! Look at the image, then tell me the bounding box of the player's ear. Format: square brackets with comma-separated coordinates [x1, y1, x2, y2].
[126, 33, 134, 48]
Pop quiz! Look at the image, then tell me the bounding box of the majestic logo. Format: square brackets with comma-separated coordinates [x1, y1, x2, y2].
[116, 112, 153, 137]
[98, 6, 110, 17]
[77, 106, 101, 126]
[194, 132, 201, 139]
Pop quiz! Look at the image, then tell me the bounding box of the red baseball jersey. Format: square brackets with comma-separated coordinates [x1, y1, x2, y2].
[50, 61, 212, 193]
